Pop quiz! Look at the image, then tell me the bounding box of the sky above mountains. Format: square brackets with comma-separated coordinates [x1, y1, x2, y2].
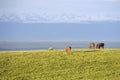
[0, 0, 120, 23]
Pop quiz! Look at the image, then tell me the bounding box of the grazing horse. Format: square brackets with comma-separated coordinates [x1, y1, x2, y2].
[89, 43, 95, 49]
[66, 46, 71, 54]
[96, 43, 104, 49]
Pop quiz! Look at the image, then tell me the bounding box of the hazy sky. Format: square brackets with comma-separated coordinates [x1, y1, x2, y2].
[0, 22, 120, 41]
[0, 0, 120, 41]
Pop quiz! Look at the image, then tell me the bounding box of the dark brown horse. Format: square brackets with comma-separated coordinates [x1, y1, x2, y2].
[66, 46, 71, 54]
[89, 43, 95, 49]
[96, 43, 104, 49]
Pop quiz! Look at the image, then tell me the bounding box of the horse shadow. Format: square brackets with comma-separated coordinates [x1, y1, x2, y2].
[84, 49, 101, 52]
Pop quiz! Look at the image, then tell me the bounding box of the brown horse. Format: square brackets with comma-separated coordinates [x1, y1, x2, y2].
[96, 43, 104, 49]
[89, 43, 95, 49]
[66, 46, 71, 54]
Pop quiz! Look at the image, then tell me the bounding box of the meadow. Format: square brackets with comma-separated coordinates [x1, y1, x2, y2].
[0, 49, 120, 80]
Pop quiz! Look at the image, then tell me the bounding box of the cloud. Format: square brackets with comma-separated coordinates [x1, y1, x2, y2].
[0, 0, 120, 23]
[0, 12, 120, 23]
[0, 1, 120, 23]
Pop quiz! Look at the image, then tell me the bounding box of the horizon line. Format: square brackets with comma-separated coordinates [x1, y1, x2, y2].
[0, 40, 120, 42]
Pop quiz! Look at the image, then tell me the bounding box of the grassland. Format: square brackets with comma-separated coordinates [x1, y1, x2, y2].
[0, 49, 120, 80]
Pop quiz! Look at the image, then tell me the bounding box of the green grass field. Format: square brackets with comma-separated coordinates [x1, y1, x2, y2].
[0, 49, 120, 80]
